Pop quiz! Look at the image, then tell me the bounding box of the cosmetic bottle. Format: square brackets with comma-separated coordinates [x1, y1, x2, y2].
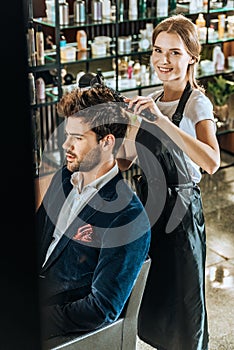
[129, 0, 138, 20]
[28, 72, 36, 105]
[76, 30, 87, 51]
[139, 29, 151, 50]
[60, 32, 67, 48]
[118, 0, 124, 21]
[74, 0, 86, 23]
[36, 77, 46, 102]
[27, 20, 36, 67]
[127, 61, 133, 79]
[36, 24, 45, 65]
[96, 68, 105, 84]
[218, 14, 226, 39]
[59, 0, 69, 25]
[157, 0, 168, 17]
[196, 13, 206, 41]
[196, 13, 206, 29]
[118, 57, 128, 78]
[140, 64, 147, 85]
[102, 0, 111, 19]
[139, 0, 147, 18]
[146, 23, 153, 47]
[134, 60, 141, 86]
[92, 0, 103, 21]
[189, 0, 197, 13]
[196, 0, 203, 11]
[213, 45, 225, 71]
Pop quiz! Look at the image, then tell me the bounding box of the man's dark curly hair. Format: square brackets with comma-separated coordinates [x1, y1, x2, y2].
[57, 84, 129, 156]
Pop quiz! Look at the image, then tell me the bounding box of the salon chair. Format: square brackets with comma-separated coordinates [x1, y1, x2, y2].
[43, 257, 151, 350]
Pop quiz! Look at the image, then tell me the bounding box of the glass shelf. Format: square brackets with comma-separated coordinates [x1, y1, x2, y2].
[209, 4, 234, 13]
[207, 36, 234, 44]
[32, 44, 153, 67]
[31, 94, 59, 107]
[197, 68, 234, 79]
[34, 16, 116, 29]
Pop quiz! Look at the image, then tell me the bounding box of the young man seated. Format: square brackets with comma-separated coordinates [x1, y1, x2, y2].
[36, 84, 151, 340]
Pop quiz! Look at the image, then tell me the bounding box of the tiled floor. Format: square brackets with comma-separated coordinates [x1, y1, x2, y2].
[137, 151, 234, 350]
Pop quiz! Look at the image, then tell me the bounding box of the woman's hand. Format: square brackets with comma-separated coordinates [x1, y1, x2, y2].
[124, 96, 165, 123]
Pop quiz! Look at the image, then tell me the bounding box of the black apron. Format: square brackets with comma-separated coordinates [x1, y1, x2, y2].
[136, 82, 209, 350]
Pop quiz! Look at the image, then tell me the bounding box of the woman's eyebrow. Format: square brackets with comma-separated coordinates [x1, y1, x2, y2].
[153, 45, 182, 51]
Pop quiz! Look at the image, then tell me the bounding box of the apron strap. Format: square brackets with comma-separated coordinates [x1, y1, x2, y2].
[172, 81, 193, 126]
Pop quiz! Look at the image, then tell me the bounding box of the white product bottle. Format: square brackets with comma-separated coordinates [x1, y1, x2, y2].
[134, 60, 141, 85]
[157, 0, 168, 17]
[27, 20, 36, 67]
[212, 46, 225, 71]
[36, 24, 45, 65]
[36, 77, 46, 102]
[196, 13, 206, 41]
[139, 29, 151, 50]
[74, 0, 86, 23]
[129, 0, 138, 20]
[146, 23, 153, 46]
[189, 0, 197, 13]
[102, 0, 111, 19]
[92, 0, 103, 21]
[59, 0, 69, 25]
[140, 64, 149, 85]
[218, 14, 226, 40]
[196, 0, 203, 11]
[28, 72, 36, 105]
[119, 0, 124, 21]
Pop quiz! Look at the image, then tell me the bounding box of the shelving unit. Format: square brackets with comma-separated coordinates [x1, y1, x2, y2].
[28, 0, 234, 176]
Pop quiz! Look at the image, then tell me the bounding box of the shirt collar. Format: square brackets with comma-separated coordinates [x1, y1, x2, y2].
[70, 161, 119, 194]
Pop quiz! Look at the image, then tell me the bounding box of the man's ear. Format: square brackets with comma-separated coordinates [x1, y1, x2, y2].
[102, 135, 115, 150]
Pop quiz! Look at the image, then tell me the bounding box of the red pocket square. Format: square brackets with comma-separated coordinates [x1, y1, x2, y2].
[73, 224, 94, 242]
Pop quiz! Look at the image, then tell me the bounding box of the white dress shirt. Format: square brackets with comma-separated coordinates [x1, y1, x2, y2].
[43, 162, 119, 266]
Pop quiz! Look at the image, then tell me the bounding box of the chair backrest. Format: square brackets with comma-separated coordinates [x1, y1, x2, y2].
[43, 257, 151, 350]
[121, 256, 151, 350]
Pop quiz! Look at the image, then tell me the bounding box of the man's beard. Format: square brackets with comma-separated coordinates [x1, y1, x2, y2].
[67, 145, 102, 173]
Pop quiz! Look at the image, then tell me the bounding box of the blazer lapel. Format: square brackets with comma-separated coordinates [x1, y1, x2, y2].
[40, 190, 108, 272]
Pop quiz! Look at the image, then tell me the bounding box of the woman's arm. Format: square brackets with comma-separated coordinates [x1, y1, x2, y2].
[126, 96, 220, 175]
[157, 117, 220, 174]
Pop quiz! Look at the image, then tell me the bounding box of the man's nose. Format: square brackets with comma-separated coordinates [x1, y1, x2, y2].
[62, 135, 74, 150]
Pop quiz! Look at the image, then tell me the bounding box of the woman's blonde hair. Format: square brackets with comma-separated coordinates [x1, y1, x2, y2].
[152, 14, 204, 92]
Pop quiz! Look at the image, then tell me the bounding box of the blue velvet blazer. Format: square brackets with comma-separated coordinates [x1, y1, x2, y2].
[36, 166, 151, 339]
